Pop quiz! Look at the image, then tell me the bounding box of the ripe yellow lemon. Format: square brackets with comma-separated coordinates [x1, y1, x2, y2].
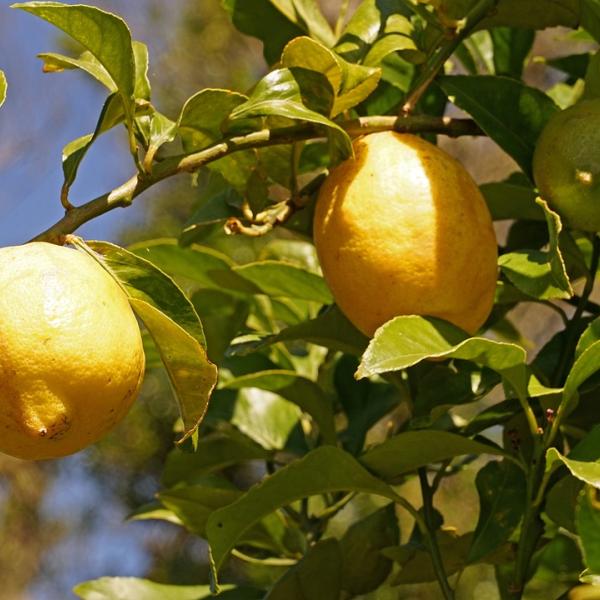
[313, 131, 498, 336]
[533, 99, 600, 232]
[0, 242, 145, 460]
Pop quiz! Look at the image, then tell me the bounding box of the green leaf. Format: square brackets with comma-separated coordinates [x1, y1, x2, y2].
[340, 504, 399, 595]
[281, 36, 381, 117]
[14, 2, 136, 120]
[576, 317, 600, 358]
[336, 0, 413, 62]
[222, 370, 336, 445]
[229, 68, 352, 160]
[498, 198, 573, 300]
[232, 261, 332, 304]
[356, 315, 527, 380]
[85, 241, 217, 442]
[158, 478, 241, 536]
[278, 0, 335, 46]
[480, 179, 544, 221]
[222, 0, 309, 64]
[439, 75, 558, 178]
[0, 70, 6, 108]
[74, 577, 241, 600]
[132, 40, 150, 100]
[577, 486, 600, 573]
[229, 305, 368, 357]
[265, 539, 342, 600]
[546, 474, 582, 532]
[467, 460, 527, 562]
[129, 239, 256, 294]
[360, 430, 505, 482]
[335, 355, 399, 455]
[228, 386, 302, 450]
[582, 0, 600, 42]
[163, 433, 271, 487]
[439, 0, 579, 30]
[546, 448, 600, 488]
[179, 89, 248, 152]
[383, 532, 505, 585]
[490, 27, 535, 79]
[548, 53, 590, 82]
[38, 50, 115, 90]
[206, 446, 403, 571]
[562, 340, 600, 418]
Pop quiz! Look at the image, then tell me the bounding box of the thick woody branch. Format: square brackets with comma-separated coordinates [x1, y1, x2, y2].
[31, 116, 482, 244]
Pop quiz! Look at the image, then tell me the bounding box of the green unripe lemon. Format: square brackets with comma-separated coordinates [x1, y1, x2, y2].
[533, 99, 600, 232]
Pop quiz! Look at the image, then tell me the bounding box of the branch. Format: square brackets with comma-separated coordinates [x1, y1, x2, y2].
[402, 0, 499, 114]
[31, 116, 482, 244]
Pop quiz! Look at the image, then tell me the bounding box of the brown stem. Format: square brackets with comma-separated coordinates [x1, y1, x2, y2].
[31, 116, 482, 244]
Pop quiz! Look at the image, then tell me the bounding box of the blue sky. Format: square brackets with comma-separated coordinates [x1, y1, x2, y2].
[0, 1, 161, 247]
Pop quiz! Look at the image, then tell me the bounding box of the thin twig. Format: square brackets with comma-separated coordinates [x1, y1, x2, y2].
[418, 468, 455, 600]
[402, 0, 499, 114]
[30, 116, 482, 244]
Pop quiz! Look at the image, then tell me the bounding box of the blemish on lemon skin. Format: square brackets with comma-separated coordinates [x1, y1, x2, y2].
[576, 169, 594, 186]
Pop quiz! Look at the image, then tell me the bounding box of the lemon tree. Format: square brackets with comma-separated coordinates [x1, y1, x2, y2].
[3, 1, 600, 599]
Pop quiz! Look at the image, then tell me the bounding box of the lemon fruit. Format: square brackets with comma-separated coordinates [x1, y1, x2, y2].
[533, 99, 600, 232]
[313, 131, 498, 336]
[0, 242, 145, 460]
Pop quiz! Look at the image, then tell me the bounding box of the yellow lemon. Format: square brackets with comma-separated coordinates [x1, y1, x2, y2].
[533, 99, 600, 232]
[313, 131, 498, 336]
[0, 242, 145, 460]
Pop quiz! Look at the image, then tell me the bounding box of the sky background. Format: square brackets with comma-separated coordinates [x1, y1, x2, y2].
[0, 0, 174, 247]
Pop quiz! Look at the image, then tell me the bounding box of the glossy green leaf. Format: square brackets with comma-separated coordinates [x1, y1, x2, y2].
[439, 75, 558, 177]
[14, 2, 136, 120]
[229, 305, 368, 357]
[335, 355, 399, 455]
[229, 68, 352, 160]
[562, 340, 600, 418]
[163, 433, 271, 487]
[340, 504, 399, 595]
[467, 461, 526, 562]
[0, 70, 5, 108]
[222, 370, 336, 444]
[74, 577, 256, 600]
[490, 27, 535, 79]
[356, 316, 527, 383]
[499, 198, 573, 300]
[363, 34, 421, 67]
[206, 446, 402, 571]
[192, 290, 250, 365]
[229, 387, 302, 450]
[281, 36, 381, 116]
[179, 89, 247, 152]
[158, 478, 241, 536]
[577, 317, 600, 358]
[232, 261, 332, 304]
[480, 179, 544, 221]
[438, 0, 579, 30]
[132, 40, 150, 100]
[577, 486, 600, 573]
[265, 539, 342, 600]
[222, 0, 309, 64]
[546, 474, 582, 532]
[546, 448, 600, 488]
[360, 430, 505, 481]
[336, 0, 413, 62]
[87, 241, 207, 346]
[129, 239, 256, 294]
[38, 50, 115, 90]
[582, 0, 600, 42]
[130, 299, 218, 443]
[85, 241, 217, 442]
